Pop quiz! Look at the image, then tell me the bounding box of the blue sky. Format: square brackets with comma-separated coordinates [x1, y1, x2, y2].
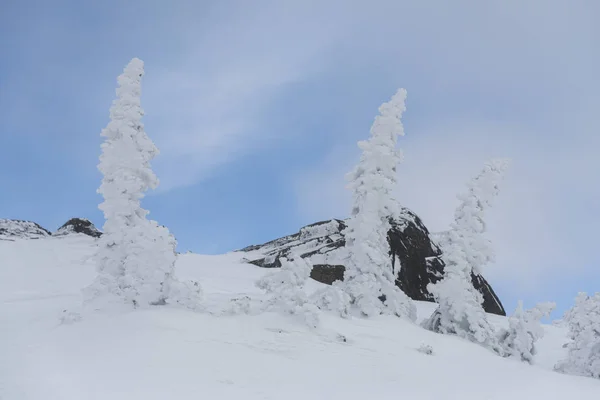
[1, 0, 598, 317]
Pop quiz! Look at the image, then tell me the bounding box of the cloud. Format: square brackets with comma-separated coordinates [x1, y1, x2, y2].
[142, 0, 599, 192]
[5, 0, 596, 193]
[138, 1, 356, 192]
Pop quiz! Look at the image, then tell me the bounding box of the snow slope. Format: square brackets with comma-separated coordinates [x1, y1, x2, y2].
[1, 236, 599, 399]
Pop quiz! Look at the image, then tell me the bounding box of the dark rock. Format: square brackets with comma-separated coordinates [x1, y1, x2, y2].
[310, 264, 346, 284]
[471, 272, 505, 316]
[0, 219, 51, 240]
[55, 218, 102, 238]
[240, 208, 505, 316]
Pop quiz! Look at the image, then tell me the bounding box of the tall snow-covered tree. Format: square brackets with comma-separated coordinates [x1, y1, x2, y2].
[256, 254, 320, 328]
[341, 88, 415, 320]
[500, 301, 555, 363]
[423, 159, 510, 351]
[83, 58, 201, 310]
[556, 292, 600, 378]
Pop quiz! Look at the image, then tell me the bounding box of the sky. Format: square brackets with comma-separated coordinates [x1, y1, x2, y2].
[1, 0, 598, 317]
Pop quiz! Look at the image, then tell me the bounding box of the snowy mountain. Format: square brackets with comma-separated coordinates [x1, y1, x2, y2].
[1, 234, 599, 399]
[0, 219, 51, 240]
[54, 218, 102, 238]
[240, 208, 506, 315]
[0, 218, 101, 241]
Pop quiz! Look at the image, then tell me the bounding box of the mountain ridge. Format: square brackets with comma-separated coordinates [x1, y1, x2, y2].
[0, 211, 505, 316]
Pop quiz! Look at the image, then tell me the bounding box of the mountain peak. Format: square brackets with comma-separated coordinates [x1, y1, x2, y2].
[55, 218, 102, 238]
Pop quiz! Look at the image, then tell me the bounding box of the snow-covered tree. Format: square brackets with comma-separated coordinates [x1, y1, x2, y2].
[256, 254, 320, 328]
[340, 88, 416, 320]
[83, 58, 201, 310]
[563, 292, 600, 339]
[311, 281, 351, 318]
[556, 293, 600, 378]
[423, 159, 510, 351]
[500, 301, 555, 363]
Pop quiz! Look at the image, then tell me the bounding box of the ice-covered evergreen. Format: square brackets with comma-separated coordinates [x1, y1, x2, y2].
[83, 58, 201, 310]
[556, 293, 600, 378]
[424, 159, 509, 351]
[500, 301, 555, 363]
[341, 88, 415, 320]
[256, 254, 320, 327]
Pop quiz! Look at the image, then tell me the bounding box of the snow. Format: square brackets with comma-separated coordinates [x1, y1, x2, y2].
[299, 220, 342, 240]
[0, 219, 51, 240]
[1, 236, 600, 399]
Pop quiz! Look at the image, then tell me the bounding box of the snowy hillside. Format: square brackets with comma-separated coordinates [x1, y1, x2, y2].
[1, 236, 599, 399]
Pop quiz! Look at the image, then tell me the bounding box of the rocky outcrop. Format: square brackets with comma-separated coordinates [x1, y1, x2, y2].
[55, 218, 102, 238]
[0, 218, 102, 240]
[239, 208, 506, 316]
[0, 219, 51, 240]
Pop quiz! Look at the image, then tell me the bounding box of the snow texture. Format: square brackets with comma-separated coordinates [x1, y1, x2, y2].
[299, 220, 341, 240]
[341, 88, 416, 320]
[2, 235, 600, 399]
[54, 224, 82, 236]
[424, 159, 510, 351]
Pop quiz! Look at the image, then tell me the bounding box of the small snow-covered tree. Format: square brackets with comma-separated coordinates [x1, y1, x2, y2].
[500, 301, 555, 363]
[311, 281, 351, 319]
[556, 293, 600, 378]
[563, 292, 600, 339]
[423, 159, 510, 351]
[341, 88, 416, 320]
[256, 254, 320, 328]
[83, 58, 201, 310]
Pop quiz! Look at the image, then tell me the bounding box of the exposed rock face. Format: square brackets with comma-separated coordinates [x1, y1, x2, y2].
[240, 208, 506, 316]
[0, 218, 102, 240]
[55, 218, 102, 238]
[0, 219, 51, 240]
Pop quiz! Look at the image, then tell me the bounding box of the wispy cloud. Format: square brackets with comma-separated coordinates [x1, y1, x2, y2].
[144, 0, 598, 192]
[139, 1, 356, 191]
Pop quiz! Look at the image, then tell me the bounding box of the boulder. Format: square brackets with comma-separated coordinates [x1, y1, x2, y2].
[240, 208, 505, 316]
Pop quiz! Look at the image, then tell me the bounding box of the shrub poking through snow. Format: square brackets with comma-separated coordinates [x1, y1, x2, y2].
[417, 343, 434, 355]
